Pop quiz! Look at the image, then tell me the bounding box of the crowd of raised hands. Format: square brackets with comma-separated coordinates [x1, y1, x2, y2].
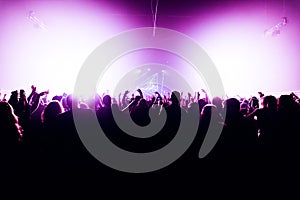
[1, 84, 300, 185]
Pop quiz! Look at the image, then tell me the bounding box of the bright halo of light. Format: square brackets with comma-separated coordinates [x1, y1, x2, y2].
[96, 49, 207, 98]
[190, 2, 300, 97]
[0, 0, 129, 96]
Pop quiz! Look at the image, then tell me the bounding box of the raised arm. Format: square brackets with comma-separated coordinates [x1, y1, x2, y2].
[137, 88, 143, 99]
[201, 89, 210, 104]
[31, 90, 48, 114]
[27, 85, 37, 103]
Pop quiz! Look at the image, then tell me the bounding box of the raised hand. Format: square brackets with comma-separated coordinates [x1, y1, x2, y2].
[258, 92, 264, 98]
[137, 88, 143, 98]
[31, 85, 37, 92]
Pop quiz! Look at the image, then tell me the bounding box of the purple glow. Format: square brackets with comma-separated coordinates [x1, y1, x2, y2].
[0, 0, 129, 95]
[190, 1, 300, 97]
[1, 0, 299, 98]
[97, 49, 206, 97]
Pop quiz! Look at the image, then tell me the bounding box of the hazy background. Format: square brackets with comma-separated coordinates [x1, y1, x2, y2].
[1, 0, 299, 98]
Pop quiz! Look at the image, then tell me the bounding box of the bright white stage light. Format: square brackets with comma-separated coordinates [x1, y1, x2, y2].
[190, 4, 300, 98]
[0, 0, 128, 96]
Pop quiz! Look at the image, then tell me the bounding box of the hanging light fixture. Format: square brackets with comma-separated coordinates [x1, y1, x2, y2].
[264, 17, 287, 37]
[27, 10, 49, 31]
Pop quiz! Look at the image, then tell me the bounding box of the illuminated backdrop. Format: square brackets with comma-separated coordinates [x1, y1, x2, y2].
[0, 0, 299, 98]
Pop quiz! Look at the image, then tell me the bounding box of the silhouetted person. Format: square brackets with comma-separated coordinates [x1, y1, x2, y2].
[49, 94, 99, 176]
[212, 96, 224, 119]
[161, 91, 186, 144]
[8, 90, 18, 112]
[22, 88, 48, 158]
[0, 102, 22, 175]
[247, 95, 277, 158]
[188, 104, 223, 163]
[15, 89, 30, 132]
[38, 100, 64, 164]
[97, 95, 119, 137]
[218, 98, 257, 162]
[198, 99, 207, 114]
[130, 98, 151, 127]
[276, 95, 300, 160]
[41, 100, 63, 126]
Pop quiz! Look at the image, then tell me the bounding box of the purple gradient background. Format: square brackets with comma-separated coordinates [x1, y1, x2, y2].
[0, 0, 300, 97]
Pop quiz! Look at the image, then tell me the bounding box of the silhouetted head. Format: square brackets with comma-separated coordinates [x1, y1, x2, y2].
[0, 101, 22, 141]
[8, 90, 19, 108]
[66, 94, 78, 110]
[278, 95, 293, 111]
[19, 89, 26, 99]
[224, 98, 240, 117]
[249, 96, 259, 109]
[11, 90, 18, 97]
[41, 100, 63, 123]
[0, 102, 18, 126]
[200, 104, 220, 124]
[262, 95, 277, 111]
[103, 95, 112, 107]
[170, 91, 180, 105]
[201, 104, 217, 117]
[212, 96, 223, 110]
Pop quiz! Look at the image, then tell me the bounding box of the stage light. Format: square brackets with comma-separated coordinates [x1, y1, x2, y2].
[190, 2, 299, 97]
[27, 10, 49, 31]
[264, 17, 288, 37]
[0, 0, 128, 96]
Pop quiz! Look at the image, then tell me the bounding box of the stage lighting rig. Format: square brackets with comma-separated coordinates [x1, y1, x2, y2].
[264, 17, 287, 37]
[27, 10, 49, 31]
